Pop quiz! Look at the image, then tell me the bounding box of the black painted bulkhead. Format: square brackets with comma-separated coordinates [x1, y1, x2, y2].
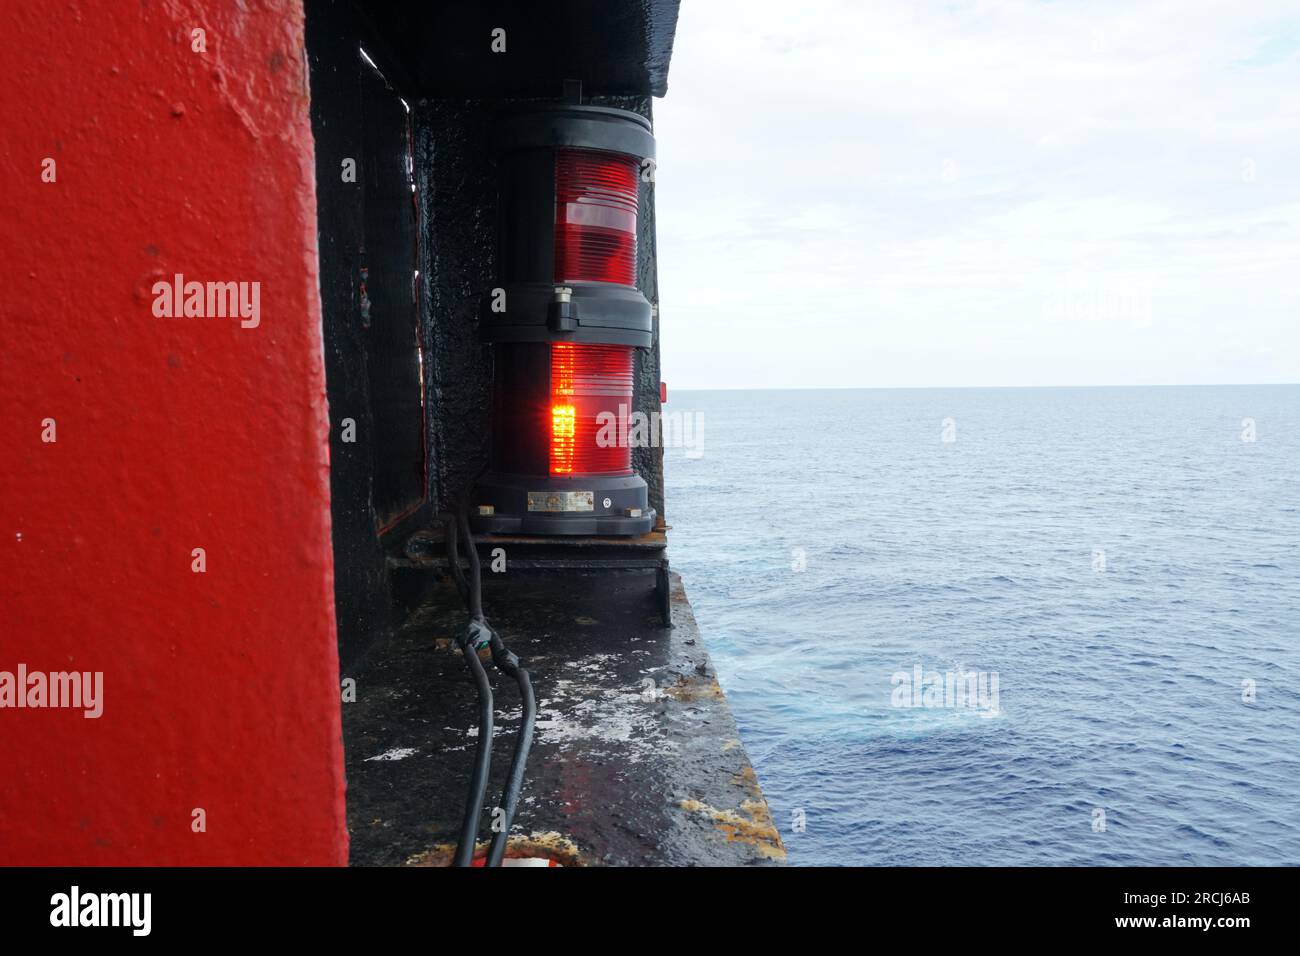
[305, 0, 679, 666]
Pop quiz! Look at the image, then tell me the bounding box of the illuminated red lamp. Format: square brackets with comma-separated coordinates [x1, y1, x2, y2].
[548, 342, 634, 477]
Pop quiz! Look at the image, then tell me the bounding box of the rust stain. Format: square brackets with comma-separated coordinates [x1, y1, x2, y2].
[729, 765, 764, 796]
[663, 673, 725, 703]
[678, 795, 786, 861]
[405, 831, 592, 867]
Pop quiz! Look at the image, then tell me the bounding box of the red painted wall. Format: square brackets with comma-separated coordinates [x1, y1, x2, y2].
[0, 1, 348, 864]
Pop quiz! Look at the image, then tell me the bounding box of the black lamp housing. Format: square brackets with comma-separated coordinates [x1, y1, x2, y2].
[471, 104, 658, 536]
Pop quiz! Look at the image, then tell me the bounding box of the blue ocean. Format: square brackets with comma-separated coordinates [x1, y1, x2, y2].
[662, 386, 1300, 866]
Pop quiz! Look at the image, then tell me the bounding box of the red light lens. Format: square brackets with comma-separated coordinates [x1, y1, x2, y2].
[554, 149, 639, 286]
[549, 342, 635, 476]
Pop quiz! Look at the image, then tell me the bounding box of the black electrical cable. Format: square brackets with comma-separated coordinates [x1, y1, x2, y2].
[444, 511, 470, 606]
[457, 510, 485, 622]
[484, 627, 535, 868]
[451, 618, 494, 867]
[446, 511, 494, 868]
[454, 509, 537, 868]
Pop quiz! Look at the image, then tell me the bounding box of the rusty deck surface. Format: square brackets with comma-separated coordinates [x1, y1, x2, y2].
[341, 568, 785, 866]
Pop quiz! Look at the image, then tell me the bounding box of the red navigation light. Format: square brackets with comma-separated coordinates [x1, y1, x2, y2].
[474, 106, 656, 536]
[548, 342, 634, 477]
[550, 339, 577, 475]
[554, 149, 639, 286]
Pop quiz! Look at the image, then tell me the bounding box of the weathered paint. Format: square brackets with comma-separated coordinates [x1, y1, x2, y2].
[345, 566, 784, 866]
[306, 0, 424, 670]
[0, 2, 347, 864]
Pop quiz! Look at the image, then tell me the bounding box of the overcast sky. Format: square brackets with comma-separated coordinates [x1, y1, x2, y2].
[652, 0, 1300, 389]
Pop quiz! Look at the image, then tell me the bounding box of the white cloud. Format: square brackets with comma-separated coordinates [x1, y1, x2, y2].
[654, 0, 1300, 387]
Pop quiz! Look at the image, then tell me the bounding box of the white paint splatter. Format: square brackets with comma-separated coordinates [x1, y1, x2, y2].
[365, 747, 418, 761]
[530, 661, 674, 762]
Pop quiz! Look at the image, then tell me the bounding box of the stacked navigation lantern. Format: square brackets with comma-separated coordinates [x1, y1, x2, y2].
[472, 105, 656, 535]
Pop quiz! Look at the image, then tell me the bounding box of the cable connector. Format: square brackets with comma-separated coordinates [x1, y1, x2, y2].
[458, 619, 492, 652]
[490, 642, 520, 672]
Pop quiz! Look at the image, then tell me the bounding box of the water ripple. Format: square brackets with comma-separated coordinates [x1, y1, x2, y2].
[665, 386, 1300, 865]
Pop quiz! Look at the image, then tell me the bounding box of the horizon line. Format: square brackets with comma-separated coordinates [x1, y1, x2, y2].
[663, 382, 1300, 393]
